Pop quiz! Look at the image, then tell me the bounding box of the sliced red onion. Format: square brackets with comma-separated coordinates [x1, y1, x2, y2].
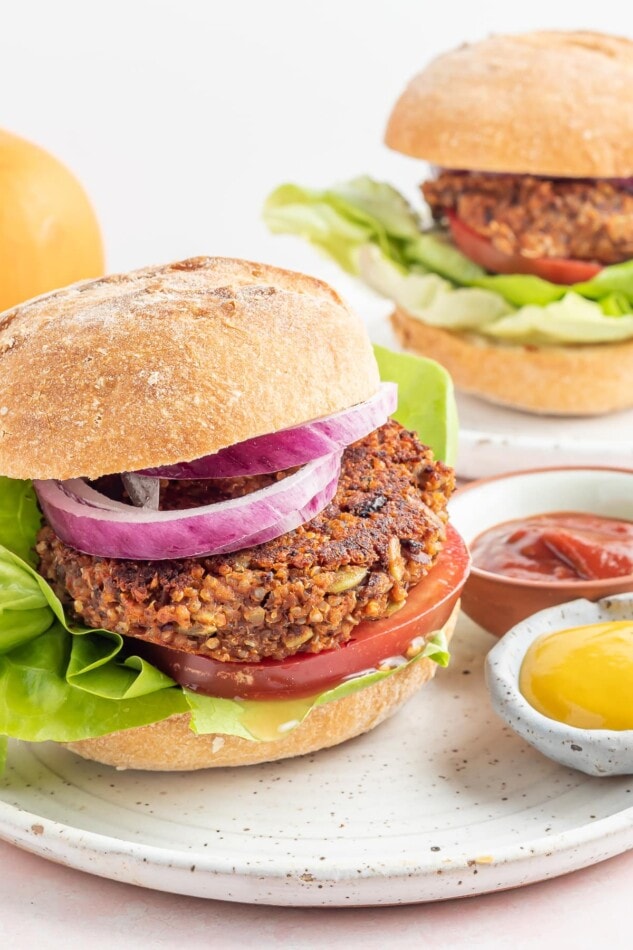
[121, 473, 160, 510]
[138, 382, 397, 479]
[33, 452, 342, 561]
[609, 177, 633, 193]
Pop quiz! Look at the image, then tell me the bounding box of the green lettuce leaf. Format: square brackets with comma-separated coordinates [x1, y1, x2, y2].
[480, 293, 633, 344]
[360, 246, 633, 345]
[263, 176, 633, 344]
[473, 273, 565, 307]
[0, 553, 53, 653]
[0, 479, 42, 567]
[574, 259, 633, 301]
[360, 245, 511, 331]
[264, 178, 420, 274]
[0, 622, 189, 743]
[373, 344, 458, 466]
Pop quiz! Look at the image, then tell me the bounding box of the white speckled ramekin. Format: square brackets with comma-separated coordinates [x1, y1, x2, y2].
[486, 594, 633, 776]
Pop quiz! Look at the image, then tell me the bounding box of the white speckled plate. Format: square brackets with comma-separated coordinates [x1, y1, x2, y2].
[0, 616, 631, 906]
[456, 396, 633, 480]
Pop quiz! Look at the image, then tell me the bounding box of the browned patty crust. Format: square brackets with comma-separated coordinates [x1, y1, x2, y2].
[36, 421, 454, 663]
[423, 171, 633, 264]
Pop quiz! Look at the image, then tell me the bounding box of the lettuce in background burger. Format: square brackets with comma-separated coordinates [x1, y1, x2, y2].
[264, 31, 633, 416]
[0, 256, 468, 771]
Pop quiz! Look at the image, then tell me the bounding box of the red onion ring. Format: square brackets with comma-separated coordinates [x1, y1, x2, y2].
[33, 452, 342, 560]
[137, 382, 397, 479]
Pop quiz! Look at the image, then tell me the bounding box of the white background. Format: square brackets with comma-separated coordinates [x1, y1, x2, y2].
[2, 0, 633, 317]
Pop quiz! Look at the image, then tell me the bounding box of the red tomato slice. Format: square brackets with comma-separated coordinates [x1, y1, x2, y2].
[447, 212, 603, 285]
[132, 525, 470, 701]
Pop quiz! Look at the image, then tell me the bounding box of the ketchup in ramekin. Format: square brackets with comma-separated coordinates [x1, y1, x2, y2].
[470, 512, 633, 583]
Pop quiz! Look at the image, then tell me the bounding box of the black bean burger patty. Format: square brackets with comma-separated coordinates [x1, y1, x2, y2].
[423, 171, 633, 265]
[36, 421, 454, 663]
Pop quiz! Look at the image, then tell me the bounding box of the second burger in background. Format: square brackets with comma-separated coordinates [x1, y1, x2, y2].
[265, 30, 633, 415]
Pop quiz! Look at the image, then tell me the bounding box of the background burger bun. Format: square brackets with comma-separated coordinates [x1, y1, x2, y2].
[391, 308, 633, 416]
[65, 604, 459, 770]
[0, 257, 380, 481]
[385, 31, 633, 177]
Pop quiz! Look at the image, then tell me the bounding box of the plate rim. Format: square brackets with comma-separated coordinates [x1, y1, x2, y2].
[1, 746, 632, 882]
[459, 425, 633, 456]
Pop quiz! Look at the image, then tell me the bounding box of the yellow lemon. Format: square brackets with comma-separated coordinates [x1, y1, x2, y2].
[0, 128, 104, 312]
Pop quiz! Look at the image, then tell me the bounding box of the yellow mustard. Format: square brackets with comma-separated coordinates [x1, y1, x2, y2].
[519, 621, 633, 730]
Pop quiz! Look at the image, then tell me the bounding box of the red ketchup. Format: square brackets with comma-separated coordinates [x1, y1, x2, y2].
[470, 512, 633, 582]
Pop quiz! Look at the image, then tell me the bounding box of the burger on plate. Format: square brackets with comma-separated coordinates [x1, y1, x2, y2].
[264, 30, 633, 416]
[0, 256, 468, 771]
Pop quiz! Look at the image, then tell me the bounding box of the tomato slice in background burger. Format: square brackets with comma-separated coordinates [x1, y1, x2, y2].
[446, 211, 603, 285]
[132, 525, 470, 701]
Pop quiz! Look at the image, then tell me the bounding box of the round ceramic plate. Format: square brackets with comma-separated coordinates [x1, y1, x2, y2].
[456, 395, 633, 481]
[0, 616, 632, 906]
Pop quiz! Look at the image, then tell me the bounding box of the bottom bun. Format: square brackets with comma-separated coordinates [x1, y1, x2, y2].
[391, 307, 633, 416]
[65, 603, 459, 771]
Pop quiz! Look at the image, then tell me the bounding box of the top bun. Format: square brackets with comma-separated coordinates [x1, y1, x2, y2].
[0, 257, 380, 480]
[385, 31, 633, 177]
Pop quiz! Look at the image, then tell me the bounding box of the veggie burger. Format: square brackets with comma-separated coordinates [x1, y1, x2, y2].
[265, 30, 633, 415]
[0, 256, 468, 771]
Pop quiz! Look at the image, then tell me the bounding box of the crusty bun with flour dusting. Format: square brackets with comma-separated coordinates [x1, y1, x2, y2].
[386, 31, 633, 178]
[0, 257, 379, 480]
